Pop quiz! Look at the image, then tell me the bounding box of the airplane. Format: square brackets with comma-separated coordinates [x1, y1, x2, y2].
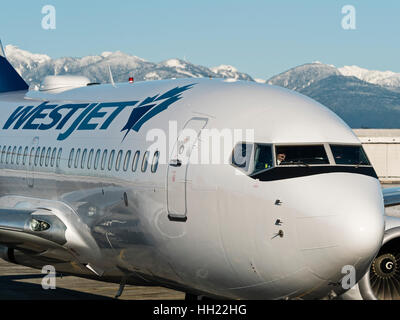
[0, 40, 400, 300]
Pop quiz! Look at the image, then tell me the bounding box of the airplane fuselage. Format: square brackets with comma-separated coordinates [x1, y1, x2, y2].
[0, 78, 385, 299]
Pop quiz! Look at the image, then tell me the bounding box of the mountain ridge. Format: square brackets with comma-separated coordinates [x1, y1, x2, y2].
[4, 45, 253, 90]
[4, 45, 400, 128]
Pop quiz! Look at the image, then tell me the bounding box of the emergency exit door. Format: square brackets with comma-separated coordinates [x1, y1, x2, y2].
[167, 117, 208, 221]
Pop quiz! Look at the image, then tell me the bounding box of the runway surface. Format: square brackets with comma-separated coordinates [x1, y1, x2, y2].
[0, 259, 184, 300]
[384, 183, 400, 217]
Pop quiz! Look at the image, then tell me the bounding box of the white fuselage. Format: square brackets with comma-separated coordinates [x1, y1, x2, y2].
[0, 78, 385, 299]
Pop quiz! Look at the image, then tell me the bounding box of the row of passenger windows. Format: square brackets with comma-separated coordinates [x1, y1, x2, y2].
[0, 144, 161, 175]
[67, 148, 160, 173]
[0, 145, 62, 168]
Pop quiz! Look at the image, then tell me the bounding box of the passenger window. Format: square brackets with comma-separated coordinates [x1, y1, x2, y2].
[81, 149, 87, 169]
[40, 147, 46, 166]
[23, 146, 28, 165]
[87, 149, 94, 169]
[68, 148, 75, 168]
[231, 143, 253, 171]
[34, 147, 40, 166]
[115, 150, 123, 171]
[40, 148, 46, 166]
[11, 146, 17, 164]
[56, 148, 62, 168]
[94, 149, 101, 170]
[16, 146, 22, 165]
[45, 148, 51, 167]
[6, 146, 12, 164]
[108, 150, 115, 171]
[141, 151, 149, 172]
[74, 148, 81, 168]
[151, 151, 160, 173]
[29, 147, 35, 166]
[132, 151, 140, 172]
[123, 150, 131, 171]
[101, 150, 108, 170]
[50, 148, 57, 167]
[1, 146, 6, 163]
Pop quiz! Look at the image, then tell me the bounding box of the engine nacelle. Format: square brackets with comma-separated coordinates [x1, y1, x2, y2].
[0, 245, 16, 264]
[358, 217, 400, 300]
[0, 246, 51, 268]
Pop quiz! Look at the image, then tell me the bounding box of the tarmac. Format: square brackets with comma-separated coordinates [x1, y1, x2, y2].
[0, 259, 184, 300]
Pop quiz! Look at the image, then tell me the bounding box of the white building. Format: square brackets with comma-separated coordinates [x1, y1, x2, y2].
[354, 129, 400, 183]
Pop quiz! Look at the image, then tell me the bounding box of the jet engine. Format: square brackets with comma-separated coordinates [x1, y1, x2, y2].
[358, 224, 400, 300]
[0, 246, 16, 263]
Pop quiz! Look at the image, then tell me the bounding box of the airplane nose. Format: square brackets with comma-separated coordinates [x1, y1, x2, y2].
[294, 175, 384, 283]
[341, 207, 384, 260]
[297, 207, 384, 282]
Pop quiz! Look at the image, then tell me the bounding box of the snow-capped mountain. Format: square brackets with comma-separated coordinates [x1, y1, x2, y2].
[267, 61, 400, 90]
[5, 45, 51, 85]
[299, 74, 400, 128]
[338, 65, 400, 88]
[4, 45, 254, 89]
[267, 62, 341, 90]
[267, 62, 400, 128]
[210, 65, 252, 81]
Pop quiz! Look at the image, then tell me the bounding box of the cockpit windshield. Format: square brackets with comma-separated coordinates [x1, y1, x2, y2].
[330, 144, 370, 165]
[254, 144, 274, 173]
[231, 143, 273, 175]
[231, 142, 374, 179]
[275, 145, 329, 166]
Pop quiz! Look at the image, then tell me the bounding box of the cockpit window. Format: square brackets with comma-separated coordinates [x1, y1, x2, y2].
[275, 145, 329, 166]
[330, 145, 370, 166]
[231, 143, 253, 171]
[231, 142, 376, 181]
[253, 144, 273, 174]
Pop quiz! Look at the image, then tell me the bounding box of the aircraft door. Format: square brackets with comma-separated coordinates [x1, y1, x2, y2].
[167, 117, 208, 221]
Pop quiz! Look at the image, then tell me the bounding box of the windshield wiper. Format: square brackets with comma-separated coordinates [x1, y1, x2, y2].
[282, 160, 310, 167]
[294, 160, 310, 167]
[355, 161, 368, 168]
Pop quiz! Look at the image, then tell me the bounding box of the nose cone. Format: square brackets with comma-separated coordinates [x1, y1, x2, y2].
[293, 174, 384, 288]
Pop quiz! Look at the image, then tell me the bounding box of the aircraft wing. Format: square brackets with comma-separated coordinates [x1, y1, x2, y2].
[383, 187, 400, 207]
[0, 206, 105, 276]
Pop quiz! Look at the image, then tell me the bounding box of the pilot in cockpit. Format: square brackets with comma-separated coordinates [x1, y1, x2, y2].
[277, 153, 286, 165]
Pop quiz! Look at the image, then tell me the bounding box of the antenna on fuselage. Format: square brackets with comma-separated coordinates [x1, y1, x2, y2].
[108, 64, 115, 87]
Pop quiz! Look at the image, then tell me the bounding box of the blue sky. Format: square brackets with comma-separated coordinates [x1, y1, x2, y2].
[1, 0, 399, 79]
